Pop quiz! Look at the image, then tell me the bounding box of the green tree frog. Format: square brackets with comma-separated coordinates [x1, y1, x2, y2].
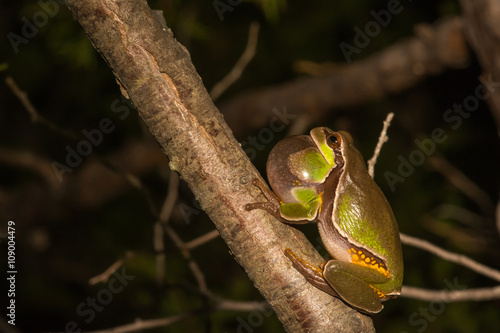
[245, 127, 403, 314]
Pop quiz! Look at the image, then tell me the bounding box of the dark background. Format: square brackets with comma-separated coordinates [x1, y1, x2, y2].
[1, 0, 499, 332]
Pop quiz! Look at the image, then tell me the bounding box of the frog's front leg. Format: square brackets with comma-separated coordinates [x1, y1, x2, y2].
[245, 178, 283, 221]
[285, 248, 389, 314]
[245, 178, 322, 224]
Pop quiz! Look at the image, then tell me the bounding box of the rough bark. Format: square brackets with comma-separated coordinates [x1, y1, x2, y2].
[65, 0, 375, 332]
[459, 0, 500, 132]
[220, 17, 468, 139]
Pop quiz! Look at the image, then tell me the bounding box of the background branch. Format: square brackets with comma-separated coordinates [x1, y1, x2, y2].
[220, 17, 468, 138]
[400, 233, 500, 283]
[210, 22, 260, 101]
[402, 285, 500, 302]
[459, 0, 500, 131]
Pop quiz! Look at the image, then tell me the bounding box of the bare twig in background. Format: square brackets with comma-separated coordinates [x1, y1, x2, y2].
[496, 196, 500, 236]
[155, 171, 179, 285]
[0, 147, 62, 192]
[0, 140, 168, 224]
[159, 171, 180, 223]
[89, 251, 134, 285]
[428, 155, 494, 215]
[155, 176, 208, 291]
[153, 222, 166, 286]
[402, 285, 500, 302]
[420, 214, 486, 253]
[164, 225, 207, 292]
[88, 310, 202, 333]
[185, 229, 220, 250]
[400, 233, 500, 283]
[88, 297, 268, 333]
[5, 76, 77, 139]
[367, 112, 394, 178]
[432, 204, 491, 228]
[286, 114, 313, 136]
[98, 157, 160, 216]
[459, 0, 500, 131]
[222, 18, 468, 138]
[211, 295, 269, 312]
[210, 22, 260, 101]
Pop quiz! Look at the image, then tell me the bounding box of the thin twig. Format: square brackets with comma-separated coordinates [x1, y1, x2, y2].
[428, 155, 494, 215]
[89, 252, 134, 285]
[400, 233, 500, 283]
[286, 114, 313, 136]
[88, 297, 269, 333]
[401, 285, 500, 302]
[88, 310, 203, 333]
[155, 171, 208, 289]
[155, 170, 179, 285]
[212, 295, 269, 312]
[367, 113, 394, 178]
[164, 225, 208, 293]
[154, 222, 166, 286]
[183, 284, 271, 312]
[420, 215, 484, 252]
[496, 197, 500, 236]
[432, 204, 491, 228]
[159, 170, 179, 223]
[185, 229, 220, 250]
[0, 146, 62, 191]
[209, 22, 260, 101]
[5, 76, 77, 139]
[98, 156, 159, 217]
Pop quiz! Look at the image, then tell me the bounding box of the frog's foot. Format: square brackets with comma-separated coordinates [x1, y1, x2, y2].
[245, 178, 283, 220]
[284, 248, 338, 297]
[285, 249, 385, 314]
[246, 179, 318, 224]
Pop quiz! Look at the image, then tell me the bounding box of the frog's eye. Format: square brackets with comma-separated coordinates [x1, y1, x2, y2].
[327, 133, 342, 149]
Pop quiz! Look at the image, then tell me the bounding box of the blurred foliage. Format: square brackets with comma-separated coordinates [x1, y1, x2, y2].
[1, 0, 500, 332]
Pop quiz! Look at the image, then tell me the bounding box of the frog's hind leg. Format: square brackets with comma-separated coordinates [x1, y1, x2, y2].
[323, 260, 385, 314]
[284, 248, 338, 297]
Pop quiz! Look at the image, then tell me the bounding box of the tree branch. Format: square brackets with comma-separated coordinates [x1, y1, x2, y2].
[209, 22, 260, 102]
[459, 0, 500, 132]
[402, 285, 500, 302]
[400, 233, 500, 283]
[65, 0, 374, 331]
[220, 17, 468, 138]
[367, 112, 394, 178]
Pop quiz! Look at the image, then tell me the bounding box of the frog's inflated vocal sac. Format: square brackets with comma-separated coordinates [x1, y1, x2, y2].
[246, 127, 403, 314]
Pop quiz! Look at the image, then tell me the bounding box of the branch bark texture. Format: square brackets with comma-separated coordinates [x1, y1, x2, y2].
[65, 0, 374, 331]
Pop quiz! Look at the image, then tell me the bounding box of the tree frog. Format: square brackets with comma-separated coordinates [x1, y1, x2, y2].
[245, 127, 403, 314]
